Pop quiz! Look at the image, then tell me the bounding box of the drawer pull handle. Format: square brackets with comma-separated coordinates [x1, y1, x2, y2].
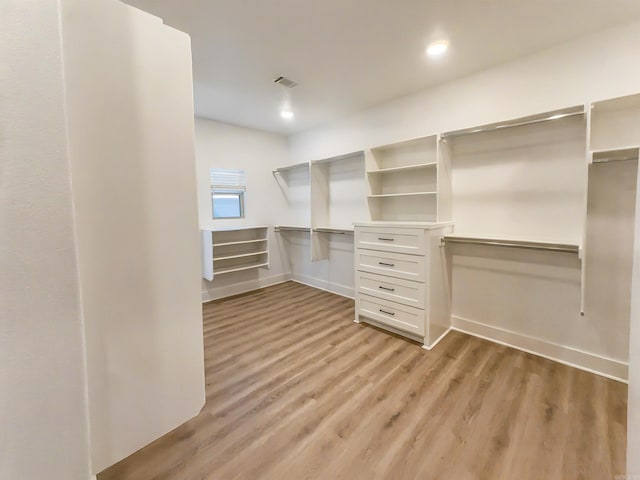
[378, 262, 395, 267]
[379, 309, 395, 316]
[379, 286, 395, 292]
[378, 237, 395, 241]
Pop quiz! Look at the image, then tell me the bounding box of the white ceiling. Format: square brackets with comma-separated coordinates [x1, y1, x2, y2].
[124, 0, 640, 135]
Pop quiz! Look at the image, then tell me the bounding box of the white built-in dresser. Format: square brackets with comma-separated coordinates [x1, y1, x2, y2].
[354, 221, 453, 349]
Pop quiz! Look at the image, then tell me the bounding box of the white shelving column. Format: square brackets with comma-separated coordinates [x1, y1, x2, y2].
[582, 93, 640, 371]
[365, 136, 439, 222]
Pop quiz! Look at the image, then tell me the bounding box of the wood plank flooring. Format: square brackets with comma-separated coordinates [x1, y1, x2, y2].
[99, 281, 627, 480]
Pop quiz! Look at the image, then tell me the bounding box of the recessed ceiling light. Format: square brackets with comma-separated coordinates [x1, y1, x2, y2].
[426, 40, 448, 56]
[281, 110, 294, 120]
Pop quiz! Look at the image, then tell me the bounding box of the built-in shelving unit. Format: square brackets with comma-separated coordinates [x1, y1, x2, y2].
[311, 151, 366, 260]
[201, 226, 269, 281]
[581, 93, 640, 349]
[274, 152, 366, 261]
[273, 160, 311, 238]
[365, 135, 442, 222]
[443, 105, 587, 247]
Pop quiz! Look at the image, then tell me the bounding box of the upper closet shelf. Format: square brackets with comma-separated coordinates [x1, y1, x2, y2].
[592, 146, 639, 163]
[368, 191, 437, 198]
[367, 162, 437, 174]
[311, 151, 364, 165]
[273, 162, 309, 174]
[208, 225, 268, 232]
[441, 105, 585, 138]
[213, 238, 267, 247]
[443, 235, 580, 254]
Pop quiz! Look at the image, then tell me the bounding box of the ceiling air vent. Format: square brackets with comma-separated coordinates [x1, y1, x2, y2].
[274, 76, 298, 89]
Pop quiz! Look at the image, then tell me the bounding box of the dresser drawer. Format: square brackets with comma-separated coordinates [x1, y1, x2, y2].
[356, 249, 426, 282]
[355, 227, 426, 255]
[357, 294, 425, 336]
[357, 272, 425, 309]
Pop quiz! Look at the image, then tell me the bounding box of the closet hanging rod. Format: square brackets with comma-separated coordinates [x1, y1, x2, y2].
[442, 235, 580, 254]
[274, 226, 310, 232]
[441, 108, 584, 139]
[313, 227, 354, 234]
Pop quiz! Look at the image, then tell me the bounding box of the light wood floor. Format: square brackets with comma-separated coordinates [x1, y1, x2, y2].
[99, 281, 627, 480]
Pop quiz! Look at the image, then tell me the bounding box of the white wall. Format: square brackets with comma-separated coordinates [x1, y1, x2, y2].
[628, 163, 640, 476]
[284, 20, 640, 382]
[195, 118, 293, 300]
[59, 0, 205, 472]
[290, 20, 640, 162]
[0, 1, 92, 479]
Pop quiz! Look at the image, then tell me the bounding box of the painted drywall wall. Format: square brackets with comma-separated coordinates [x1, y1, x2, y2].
[285, 19, 640, 378]
[289, 19, 640, 161]
[195, 118, 293, 300]
[629, 166, 640, 475]
[60, 0, 205, 472]
[0, 1, 92, 479]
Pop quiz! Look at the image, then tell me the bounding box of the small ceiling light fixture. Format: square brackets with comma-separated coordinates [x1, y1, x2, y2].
[281, 109, 294, 120]
[426, 40, 448, 56]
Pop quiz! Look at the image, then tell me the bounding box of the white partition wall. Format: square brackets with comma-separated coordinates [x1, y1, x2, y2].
[1, 2, 92, 478]
[629, 164, 640, 478]
[60, 0, 205, 473]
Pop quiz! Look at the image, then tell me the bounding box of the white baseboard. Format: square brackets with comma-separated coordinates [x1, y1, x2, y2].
[291, 274, 355, 299]
[451, 315, 628, 383]
[202, 273, 291, 302]
[422, 327, 451, 351]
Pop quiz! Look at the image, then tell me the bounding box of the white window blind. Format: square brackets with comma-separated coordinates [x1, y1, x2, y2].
[210, 168, 246, 190]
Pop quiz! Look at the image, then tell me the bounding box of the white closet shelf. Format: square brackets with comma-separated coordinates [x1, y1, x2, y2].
[368, 191, 437, 198]
[592, 146, 639, 163]
[212, 238, 267, 247]
[275, 225, 311, 232]
[367, 162, 437, 174]
[311, 151, 364, 165]
[209, 225, 268, 232]
[214, 262, 269, 275]
[441, 105, 584, 138]
[443, 235, 580, 254]
[273, 162, 309, 174]
[313, 227, 354, 234]
[213, 250, 268, 262]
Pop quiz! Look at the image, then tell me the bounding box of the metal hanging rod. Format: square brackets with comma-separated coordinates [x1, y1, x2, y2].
[442, 235, 580, 254]
[441, 107, 584, 139]
[313, 227, 354, 235]
[274, 226, 310, 232]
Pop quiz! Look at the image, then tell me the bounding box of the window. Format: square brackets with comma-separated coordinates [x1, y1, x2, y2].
[211, 168, 246, 219]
